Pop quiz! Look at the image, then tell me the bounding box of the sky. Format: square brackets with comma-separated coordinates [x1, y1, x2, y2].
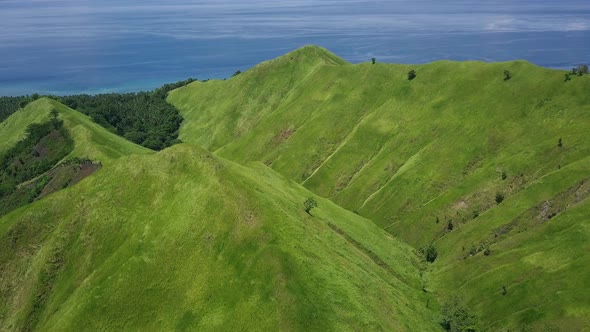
[1, 0, 589, 95]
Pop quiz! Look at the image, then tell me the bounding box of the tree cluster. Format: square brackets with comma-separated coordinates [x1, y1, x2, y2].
[304, 197, 318, 214]
[0, 96, 31, 123]
[57, 78, 195, 150]
[426, 243, 438, 263]
[565, 64, 589, 81]
[495, 193, 504, 204]
[440, 296, 478, 332]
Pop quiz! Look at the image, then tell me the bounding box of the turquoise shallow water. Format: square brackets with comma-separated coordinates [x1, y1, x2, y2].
[1, 0, 589, 96]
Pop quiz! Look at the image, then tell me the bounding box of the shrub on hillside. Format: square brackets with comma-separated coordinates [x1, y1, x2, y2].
[503, 70, 512, 81]
[426, 243, 438, 263]
[567, 65, 588, 82]
[572, 64, 589, 76]
[408, 70, 417, 80]
[440, 296, 478, 332]
[304, 197, 318, 214]
[495, 193, 504, 204]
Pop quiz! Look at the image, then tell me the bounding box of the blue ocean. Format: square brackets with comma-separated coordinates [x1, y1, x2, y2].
[1, 0, 589, 96]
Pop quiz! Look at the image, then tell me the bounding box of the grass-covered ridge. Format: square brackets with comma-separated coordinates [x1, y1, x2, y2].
[0, 98, 151, 163]
[169, 45, 590, 330]
[0, 86, 438, 331]
[0, 98, 151, 219]
[0, 143, 439, 331]
[0, 109, 74, 217]
[169, 46, 348, 150]
[1, 45, 588, 331]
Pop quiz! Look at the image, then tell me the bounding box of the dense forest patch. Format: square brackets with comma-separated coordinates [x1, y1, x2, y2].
[1, 79, 194, 150]
[0, 95, 34, 123]
[57, 78, 194, 150]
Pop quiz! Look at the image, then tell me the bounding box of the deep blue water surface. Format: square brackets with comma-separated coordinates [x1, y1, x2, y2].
[1, 0, 589, 96]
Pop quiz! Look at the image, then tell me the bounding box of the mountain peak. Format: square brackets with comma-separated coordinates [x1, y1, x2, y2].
[263, 45, 348, 68]
[284, 45, 348, 65]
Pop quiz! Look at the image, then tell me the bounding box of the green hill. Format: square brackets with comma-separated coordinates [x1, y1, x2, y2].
[168, 45, 590, 330]
[0, 98, 153, 218]
[0, 144, 438, 331]
[0, 98, 151, 162]
[0, 98, 438, 330]
[1, 45, 589, 331]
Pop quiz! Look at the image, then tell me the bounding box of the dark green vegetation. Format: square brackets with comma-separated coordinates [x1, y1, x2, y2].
[440, 296, 478, 332]
[425, 244, 438, 263]
[564, 64, 589, 82]
[57, 79, 194, 150]
[1, 80, 193, 151]
[304, 197, 318, 214]
[1, 46, 589, 331]
[0, 96, 33, 122]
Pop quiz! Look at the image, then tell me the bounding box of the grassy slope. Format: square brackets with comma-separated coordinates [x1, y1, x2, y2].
[0, 100, 51, 153]
[169, 46, 590, 329]
[0, 144, 438, 331]
[0, 98, 151, 163]
[170, 45, 348, 151]
[431, 157, 590, 330]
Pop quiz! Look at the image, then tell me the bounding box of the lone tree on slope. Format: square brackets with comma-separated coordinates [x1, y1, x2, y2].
[495, 192, 505, 204]
[573, 64, 589, 76]
[304, 197, 318, 215]
[371, 57, 376, 65]
[426, 243, 438, 263]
